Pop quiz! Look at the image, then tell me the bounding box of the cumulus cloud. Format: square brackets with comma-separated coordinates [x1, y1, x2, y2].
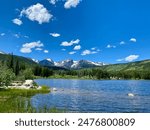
[117, 55, 139, 62]
[20, 3, 53, 24]
[69, 51, 76, 55]
[125, 55, 139, 62]
[91, 47, 96, 50]
[44, 50, 49, 53]
[106, 44, 116, 48]
[20, 41, 44, 53]
[91, 47, 101, 52]
[35, 48, 43, 51]
[64, 0, 82, 9]
[12, 18, 23, 26]
[61, 39, 80, 46]
[0, 33, 5, 36]
[50, 33, 60, 37]
[20, 48, 32, 53]
[120, 41, 125, 45]
[49, 0, 58, 5]
[130, 38, 137, 42]
[74, 45, 81, 50]
[81, 50, 98, 56]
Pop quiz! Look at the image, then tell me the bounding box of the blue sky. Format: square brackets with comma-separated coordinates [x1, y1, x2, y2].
[0, 0, 150, 63]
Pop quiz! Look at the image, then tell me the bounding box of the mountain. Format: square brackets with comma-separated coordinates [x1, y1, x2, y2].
[0, 53, 37, 66]
[39, 58, 67, 70]
[1, 51, 150, 72]
[39, 59, 54, 66]
[0, 51, 6, 55]
[101, 59, 150, 72]
[0, 53, 105, 70]
[39, 59, 105, 69]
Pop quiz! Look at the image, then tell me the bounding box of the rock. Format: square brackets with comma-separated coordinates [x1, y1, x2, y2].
[52, 88, 57, 91]
[128, 93, 135, 97]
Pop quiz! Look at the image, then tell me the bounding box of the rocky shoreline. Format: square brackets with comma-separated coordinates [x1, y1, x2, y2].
[8, 80, 42, 90]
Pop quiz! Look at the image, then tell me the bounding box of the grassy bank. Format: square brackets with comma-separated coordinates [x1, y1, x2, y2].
[36, 75, 95, 80]
[0, 87, 63, 113]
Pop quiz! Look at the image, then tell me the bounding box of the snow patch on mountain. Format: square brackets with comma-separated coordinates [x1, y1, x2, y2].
[39, 59, 106, 69]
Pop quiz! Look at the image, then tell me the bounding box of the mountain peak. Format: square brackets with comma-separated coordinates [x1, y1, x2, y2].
[39, 59, 105, 69]
[32, 59, 39, 63]
[46, 58, 54, 62]
[0, 51, 6, 55]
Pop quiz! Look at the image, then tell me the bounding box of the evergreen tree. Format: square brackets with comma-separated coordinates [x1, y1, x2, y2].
[9, 53, 14, 71]
[15, 60, 20, 76]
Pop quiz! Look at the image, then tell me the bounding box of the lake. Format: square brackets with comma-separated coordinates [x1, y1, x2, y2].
[33, 79, 150, 113]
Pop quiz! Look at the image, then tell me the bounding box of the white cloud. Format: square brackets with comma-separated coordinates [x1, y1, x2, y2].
[50, 33, 60, 37]
[117, 55, 139, 62]
[106, 44, 116, 48]
[62, 48, 66, 51]
[20, 41, 44, 53]
[20, 3, 53, 24]
[14, 34, 20, 38]
[49, 0, 59, 5]
[130, 38, 137, 42]
[91, 47, 96, 50]
[61, 39, 80, 46]
[125, 55, 139, 62]
[20, 48, 32, 53]
[24, 35, 29, 38]
[74, 45, 81, 50]
[81, 50, 91, 56]
[81, 50, 98, 56]
[12, 18, 23, 26]
[69, 51, 76, 55]
[64, 0, 82, 9]
[35, 48, 43, 51]
[91, 47, 101, 52]
[49, 0, 58, 5]
[0, 33, 5, 36]
[91, 51, 98, 54]
[44, 50, 49, 53]
[22, 41, 43, 48]
[120, 41, 125, 45]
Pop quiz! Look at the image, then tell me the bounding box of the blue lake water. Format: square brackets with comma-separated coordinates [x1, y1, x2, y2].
[33, 79, 150, 113]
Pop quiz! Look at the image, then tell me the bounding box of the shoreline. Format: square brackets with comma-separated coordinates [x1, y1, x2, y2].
[7, 80, 42, 90]
[34, 76, 150, 81]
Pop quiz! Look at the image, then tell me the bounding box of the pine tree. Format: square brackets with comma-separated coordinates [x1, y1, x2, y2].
[9, 53, 14, 71]
[15, 60, 20, 76]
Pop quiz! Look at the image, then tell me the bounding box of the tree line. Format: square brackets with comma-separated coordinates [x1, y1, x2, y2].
[1, 53, 150, 88]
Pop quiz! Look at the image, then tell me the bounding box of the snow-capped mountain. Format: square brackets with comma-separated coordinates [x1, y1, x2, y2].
[39, 59, 106, 69]
[39, 59, 54, 66]
[55, 59, 74, 68]
[0, 51, 6, 54]
[32, 59, 39, 63]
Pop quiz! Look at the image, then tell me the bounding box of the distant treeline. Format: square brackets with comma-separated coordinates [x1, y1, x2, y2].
[33, 65, 150, 80]
[1, 54, 150, 88]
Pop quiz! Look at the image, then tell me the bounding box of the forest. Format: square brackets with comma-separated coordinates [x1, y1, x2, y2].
[1, 53, 150, 88]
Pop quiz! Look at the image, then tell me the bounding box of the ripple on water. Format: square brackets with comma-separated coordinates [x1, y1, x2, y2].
[32, 79, 150, 112]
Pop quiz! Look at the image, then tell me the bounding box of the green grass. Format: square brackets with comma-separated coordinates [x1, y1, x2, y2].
[48, 74, 94, 80]
[0, 87, 63, 113]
